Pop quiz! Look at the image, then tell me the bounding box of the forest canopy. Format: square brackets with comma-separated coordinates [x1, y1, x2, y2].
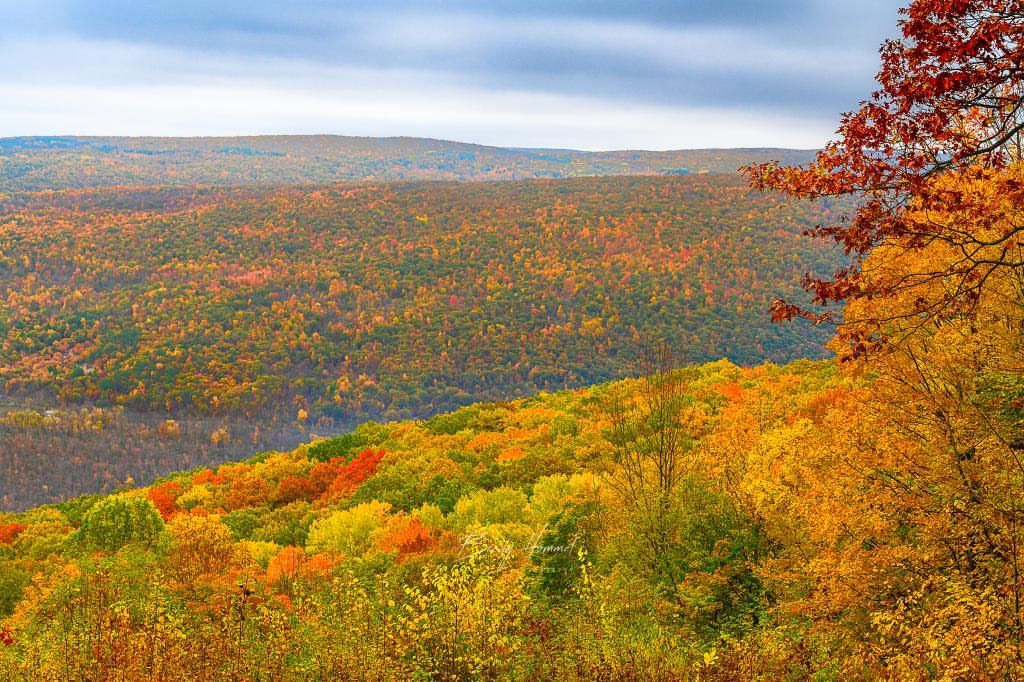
[0, 175, 840, 421]
[3, 0, 1024, 677]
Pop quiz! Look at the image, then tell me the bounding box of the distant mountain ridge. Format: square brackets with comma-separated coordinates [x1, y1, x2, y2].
[0, 135, 816, 192]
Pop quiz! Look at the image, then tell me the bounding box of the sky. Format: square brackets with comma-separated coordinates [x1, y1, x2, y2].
[0, 0, 901, 150]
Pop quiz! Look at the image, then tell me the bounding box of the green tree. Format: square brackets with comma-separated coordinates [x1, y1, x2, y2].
[604, 350, 698, 610]
[307, 501, 391, 556]
[0, 561, 28, 616]
[77, 494, 164, 552]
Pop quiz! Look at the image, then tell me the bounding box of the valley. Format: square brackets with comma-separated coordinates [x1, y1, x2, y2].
[2, 0, 1021, 677]
[0, 172, 841, 509]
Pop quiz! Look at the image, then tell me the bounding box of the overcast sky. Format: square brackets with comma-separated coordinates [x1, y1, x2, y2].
[0, 0, 901, 150]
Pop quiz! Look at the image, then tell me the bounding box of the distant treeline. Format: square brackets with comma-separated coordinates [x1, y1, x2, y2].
[0, 135, 815, 191]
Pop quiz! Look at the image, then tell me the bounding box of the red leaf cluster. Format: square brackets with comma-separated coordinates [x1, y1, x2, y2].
[147, 481, 182, 521]
[0, 523, 25, 545]
[745, 0, 1024, 326]
[321, 448, 387, 502]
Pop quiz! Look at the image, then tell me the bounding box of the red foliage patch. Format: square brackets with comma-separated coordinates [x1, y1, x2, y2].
[0, 523, 26, 545]
[193, 469, 225, 487]
[272, 475, 321, 505]
[147, 481, 183, 521]
[323, 448, 386, 501]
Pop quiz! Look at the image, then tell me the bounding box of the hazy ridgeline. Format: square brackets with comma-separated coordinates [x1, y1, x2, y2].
[0, 135, 816, 192]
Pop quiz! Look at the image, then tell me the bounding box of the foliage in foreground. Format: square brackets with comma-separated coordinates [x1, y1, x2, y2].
[0, 297, 1020, 679]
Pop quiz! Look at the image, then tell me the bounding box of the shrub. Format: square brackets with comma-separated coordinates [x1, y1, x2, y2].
[77, 495, 164, 552]
[307, 501, 391, 557]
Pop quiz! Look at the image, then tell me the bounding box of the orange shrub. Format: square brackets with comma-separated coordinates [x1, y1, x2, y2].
[267, 546, 305, 585]
[0, 523, 26, 545]
[376, 517, 435, 558]
[147, 481, 183, 520]
[193, 469, 225, 487]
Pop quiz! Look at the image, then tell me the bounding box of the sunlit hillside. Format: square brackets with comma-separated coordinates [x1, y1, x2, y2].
[0, 358, 843, 679]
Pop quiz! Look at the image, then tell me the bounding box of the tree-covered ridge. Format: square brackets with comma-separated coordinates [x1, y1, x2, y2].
[0, 135, 816, 192]
[0, 175, 839, 420]
[4, 308, 1018, 678]
[4, 0, 1024, 676]
[0, 358, 846, 679]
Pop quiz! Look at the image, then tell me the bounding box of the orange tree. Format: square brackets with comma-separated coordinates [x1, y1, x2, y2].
[746, 0, 1024, 349]
[746, 1, 1024, 675]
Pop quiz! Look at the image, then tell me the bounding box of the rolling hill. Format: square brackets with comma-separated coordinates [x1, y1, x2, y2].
[0, 135, 816, 192]
[0, 357, 845, 679]
[0, 173, 842, 509]
[0, 175, 840, 420]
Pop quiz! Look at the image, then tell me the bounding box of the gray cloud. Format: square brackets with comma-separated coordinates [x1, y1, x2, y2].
[0, 0, 901, 147]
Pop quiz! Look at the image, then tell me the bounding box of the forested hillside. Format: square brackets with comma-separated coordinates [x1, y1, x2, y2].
[3, 0, 1023, 678]
[0, 174, 840, 509]
[0, 287, 1019, 679]
[0, 136, 816, 192]
[0, 358, 868, 679]
[1, 162, 1021, 674]
[0, 175, 838, 419]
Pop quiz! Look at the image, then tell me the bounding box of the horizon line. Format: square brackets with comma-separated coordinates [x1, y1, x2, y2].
[0, 133, 822, 155]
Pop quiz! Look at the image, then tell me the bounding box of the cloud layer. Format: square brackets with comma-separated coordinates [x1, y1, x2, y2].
[0, 0, 900, 149]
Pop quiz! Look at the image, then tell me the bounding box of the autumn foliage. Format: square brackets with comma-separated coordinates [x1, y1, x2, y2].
[146, 481, 182, 520]
[0, 175, 837, 422]
[0, 523, 25, 545]
[746, 0, 1024, 346]
[0, 173, 844, 510]
[2, 1, 1024, 678]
